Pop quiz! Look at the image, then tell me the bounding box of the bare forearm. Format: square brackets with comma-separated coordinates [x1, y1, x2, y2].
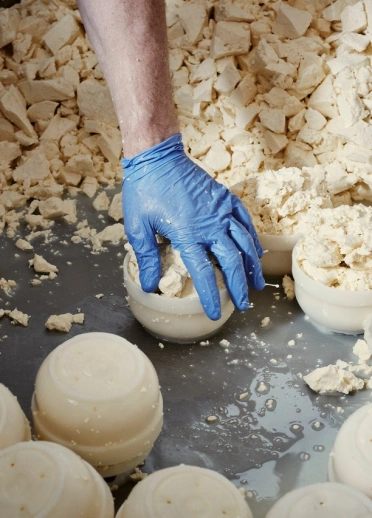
[76, 0, 179, 157]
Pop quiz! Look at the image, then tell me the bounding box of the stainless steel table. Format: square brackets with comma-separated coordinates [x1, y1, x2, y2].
[0, 191, 368, 516]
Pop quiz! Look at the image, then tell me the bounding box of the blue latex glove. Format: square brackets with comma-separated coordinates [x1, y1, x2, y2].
[122, 134, 265, 320]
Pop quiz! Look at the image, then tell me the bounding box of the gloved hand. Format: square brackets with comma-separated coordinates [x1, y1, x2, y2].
[122, 133, 265, 321]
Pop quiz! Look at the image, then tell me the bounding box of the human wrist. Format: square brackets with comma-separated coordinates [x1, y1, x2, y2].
[121, 117, 179, 158]
[122, 132, 185, 176]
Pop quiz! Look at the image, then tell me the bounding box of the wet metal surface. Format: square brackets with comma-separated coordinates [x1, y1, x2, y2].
[0, 191, 369, 516]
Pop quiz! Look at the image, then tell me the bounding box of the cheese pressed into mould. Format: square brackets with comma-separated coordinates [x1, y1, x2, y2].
[295, 204, 372, 290]
[266, 482, 372, 517]
[127, 242, 226, 299]
[116, 464, 253, 518]
[328, 403, 372, 499]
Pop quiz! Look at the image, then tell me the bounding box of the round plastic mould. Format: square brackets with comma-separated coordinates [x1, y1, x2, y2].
[292, 242, 372, 334]
[328, 403, 372, 498]
[0, 441, 114, 517]
[259, 233, 300, 276]
[266, 482, 372, 517]
[0, 383, 31, 449]
[123, 254, 234, 344]
[116, 464, 253, 518]
[31, 332, 163, 482]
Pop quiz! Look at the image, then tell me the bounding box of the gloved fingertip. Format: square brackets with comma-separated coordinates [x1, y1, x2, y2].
[234, 290, 250, 311]
[248, 261, 265, 291]
[139, 267, 161, 293]
[254, 273, 266, 291]
[205, 305, 222, 321]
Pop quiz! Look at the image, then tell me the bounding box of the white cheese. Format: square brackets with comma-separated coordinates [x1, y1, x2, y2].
[177, 3, 207, 45]
[189, 58, 216, 83]
[341, 3, 367, 33]
[282, 275, 295, 300]
[295, 54, 326, 92]
[45, 312, 84, 332]
[29, 254, 58, 274]
[77, 79, 118, 127]
[259, 108, 286, 134]
[0, 8, 20, 49]
[304, 365, 365, 394]
[323, 0, 354, 21]
[210, 21, 250, 60]
[272, 3, 312, 40]
[0, 278, 16, 295]
[0, 86, 36, 138]
[203, 140, 231, 172]
[327, 53, 369, 75]
[8, 308, 30, 327]
[228, 74, 257, 108]
[93, 191, 110, 212]
[214, 63, 241, 95]
[336, 90, 368, 128]
[264, 131, 288, 154]
[214, 0, 255, 23]
[193, 78, 214, 102]
[42, 14, 80, 55]
[235, 103, 260, 130]
[305, 108, 327, 130]
[15, 239, 33, 251]
[18, 78, 74, 104]
[353, 339, 372, 362]
[341, 32, 369, 52]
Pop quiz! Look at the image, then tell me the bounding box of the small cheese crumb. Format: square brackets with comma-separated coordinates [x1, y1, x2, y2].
[8, 308, 30, 327]
[0, 278, 16, 295]
[29, 254, 58, 275]
[282, 275, 295, 300]
[45, 313, 84, 332]
[129, 467, 147, 483]
[15, 239, 33, 251]
[353, 339, 372, 362]
[260, 316, 270, 327]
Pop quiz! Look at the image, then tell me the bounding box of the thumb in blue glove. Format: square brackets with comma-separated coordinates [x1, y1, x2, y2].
[122, 134, 265, 321]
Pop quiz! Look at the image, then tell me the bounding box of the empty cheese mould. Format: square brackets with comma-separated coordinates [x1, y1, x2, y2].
[0, 441, 114, 517]
[328, 403, 372, 498]
[229, 181, 299, 276]
[0, 383, 31, 449]
[292, 242, 372, 334]
[31, 332, 163, 485]
[258, 233, 299, 276]
[265, 482, 372, 517]
[123, 254, 234, 344]
[115, 464, 253, 518]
